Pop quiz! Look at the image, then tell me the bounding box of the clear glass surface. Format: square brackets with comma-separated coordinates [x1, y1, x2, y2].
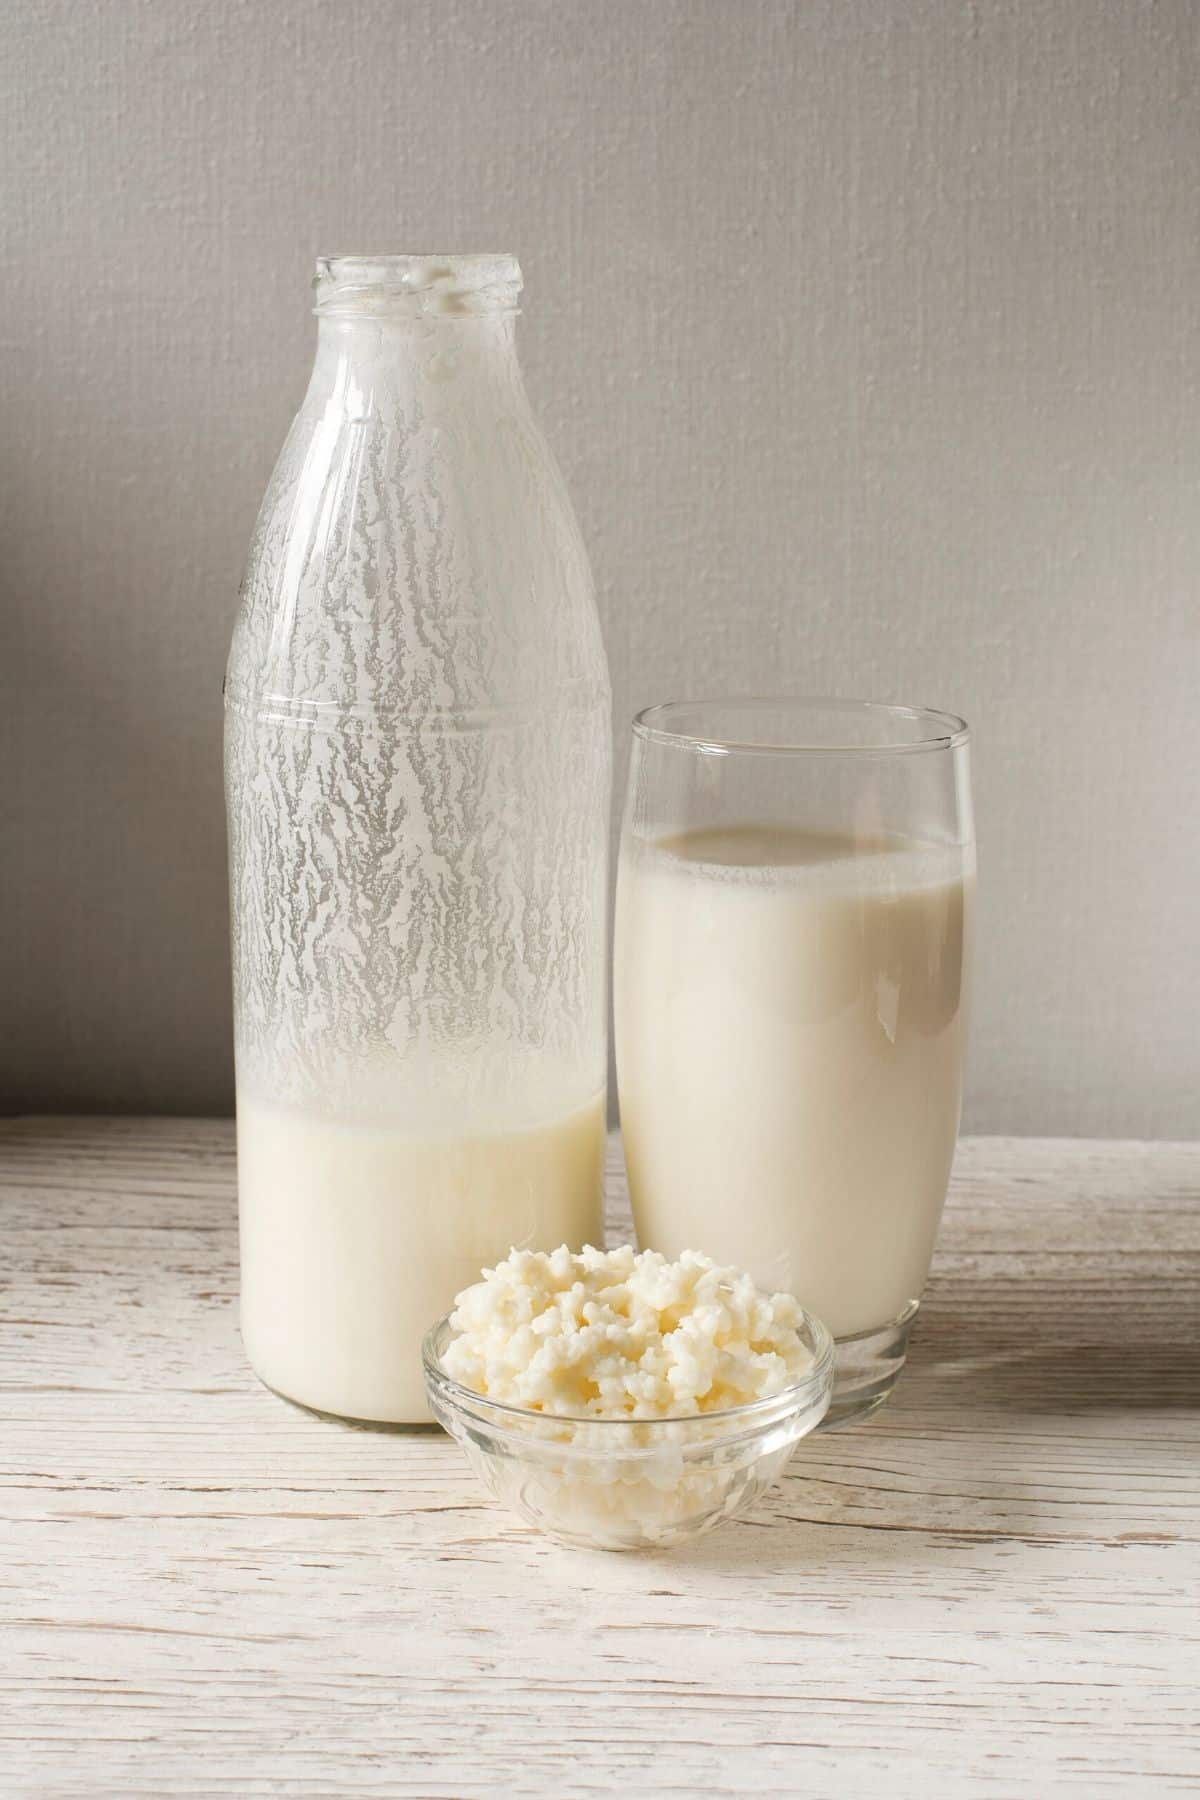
[614, 698, 974, 1426]
[423, 1311, 834, 1550]
[224, 256, 611, 1425]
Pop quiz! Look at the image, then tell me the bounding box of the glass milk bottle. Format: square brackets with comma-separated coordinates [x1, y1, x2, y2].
[224, 255, 611, 1423]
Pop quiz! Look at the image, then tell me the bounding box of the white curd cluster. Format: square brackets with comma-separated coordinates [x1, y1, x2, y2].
[442, 1243, 814, 1419]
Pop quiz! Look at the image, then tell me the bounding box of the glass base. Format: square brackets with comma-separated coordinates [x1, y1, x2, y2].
[820, 1301, 920, 1429]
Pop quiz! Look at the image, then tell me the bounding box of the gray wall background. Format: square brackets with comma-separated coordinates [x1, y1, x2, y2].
[2, 0, 1197, 1136]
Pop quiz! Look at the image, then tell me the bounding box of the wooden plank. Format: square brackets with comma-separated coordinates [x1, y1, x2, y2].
[1, 1120, 1197, 1797]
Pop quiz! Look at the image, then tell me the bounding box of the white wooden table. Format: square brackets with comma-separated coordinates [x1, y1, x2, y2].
[2, 1122, 1197, 1797]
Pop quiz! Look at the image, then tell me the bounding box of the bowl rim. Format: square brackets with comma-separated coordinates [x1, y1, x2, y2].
[421, 1304, 836, 1432]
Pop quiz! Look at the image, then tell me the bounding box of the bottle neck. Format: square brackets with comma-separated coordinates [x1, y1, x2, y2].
[305, 312, 523, 420]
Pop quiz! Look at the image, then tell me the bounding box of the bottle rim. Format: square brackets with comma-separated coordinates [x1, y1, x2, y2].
[313, 253, 522, 318]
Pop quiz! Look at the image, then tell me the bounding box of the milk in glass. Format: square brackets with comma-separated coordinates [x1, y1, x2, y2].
[615, 827, 973, 1339]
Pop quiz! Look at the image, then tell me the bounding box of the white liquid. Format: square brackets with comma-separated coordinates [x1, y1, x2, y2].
[237, 1088, 605, 1422]
[615, 828, 973, 1338]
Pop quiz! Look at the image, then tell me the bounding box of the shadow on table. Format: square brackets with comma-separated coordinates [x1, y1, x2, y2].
[903, 1259, 1200, 1414]
[902, 1331, 1200, 1414]
[632, 1344, 1199, 1578]
[609, 1256, 1200, 1577]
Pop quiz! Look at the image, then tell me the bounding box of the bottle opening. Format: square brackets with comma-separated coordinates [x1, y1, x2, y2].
[313, 253, 522, 318]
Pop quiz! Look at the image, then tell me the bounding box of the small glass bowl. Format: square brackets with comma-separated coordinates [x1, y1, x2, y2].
[422, 1310, 835, 1551]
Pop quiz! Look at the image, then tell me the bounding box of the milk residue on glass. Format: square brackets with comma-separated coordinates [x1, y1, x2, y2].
[224, 254, 611, 1423]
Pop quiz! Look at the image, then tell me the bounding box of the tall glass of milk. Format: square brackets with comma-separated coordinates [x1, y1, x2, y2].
[615, 699, 973, 1426]
[224, 257, 611, 1423]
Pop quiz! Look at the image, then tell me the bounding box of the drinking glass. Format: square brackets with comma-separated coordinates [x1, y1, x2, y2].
[614, 699, 974, 1426]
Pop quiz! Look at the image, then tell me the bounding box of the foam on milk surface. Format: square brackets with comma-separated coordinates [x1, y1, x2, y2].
[615, 826, 973, 1339]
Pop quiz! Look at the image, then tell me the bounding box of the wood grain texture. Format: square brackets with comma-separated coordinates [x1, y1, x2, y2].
[1, 1120, 1197, 1797]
